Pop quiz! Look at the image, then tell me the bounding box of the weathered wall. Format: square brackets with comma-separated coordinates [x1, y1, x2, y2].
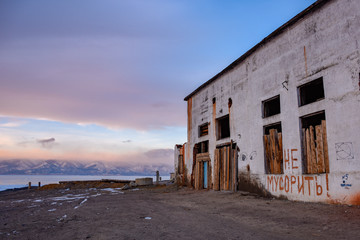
[182, 0, 360, 204]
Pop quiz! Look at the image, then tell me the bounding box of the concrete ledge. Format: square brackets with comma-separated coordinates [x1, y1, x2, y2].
[135, 178, 153, 186]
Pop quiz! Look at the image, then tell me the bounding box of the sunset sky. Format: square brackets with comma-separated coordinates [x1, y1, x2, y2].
[0, 0, 316, 169]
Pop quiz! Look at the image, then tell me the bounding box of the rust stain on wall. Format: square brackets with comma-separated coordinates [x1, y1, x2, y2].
[303, 46, 308, 77]
[186, 98, 192, 164]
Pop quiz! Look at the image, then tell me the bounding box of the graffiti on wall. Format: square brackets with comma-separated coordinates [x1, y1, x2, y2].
[267, 148, 330, 197]
[283, 149, 299, 170]
[267, 174, 329, 196]
[341, 174, 352, 189]
[335, 142, 354, 160]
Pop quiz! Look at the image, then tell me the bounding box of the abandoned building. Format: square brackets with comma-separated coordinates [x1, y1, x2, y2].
[174, 0, 360, 205]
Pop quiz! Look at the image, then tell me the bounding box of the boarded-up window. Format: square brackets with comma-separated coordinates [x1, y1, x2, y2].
[263, 123, 283, 174]
[300, 112, 329, 174]
[298, 78, 325, 106]
[199, 123, 209, 137]
[262, 95, 280, 118]
[216, 115, 230, 140]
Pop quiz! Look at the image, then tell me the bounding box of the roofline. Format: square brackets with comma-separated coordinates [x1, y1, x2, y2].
[184, 0, 332, 101]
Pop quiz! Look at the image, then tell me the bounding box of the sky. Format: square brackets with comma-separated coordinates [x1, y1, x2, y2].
[0, 0, 317, 170]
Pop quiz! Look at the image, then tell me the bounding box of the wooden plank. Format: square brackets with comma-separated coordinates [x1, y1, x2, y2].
[322, 120, 330, 173]
[234, 148, 238, 191]
[269, 129, 276, 174]
[223, 147, 227, 190]
[227, 146, 230, 190]
[277, 132, 283, 174]
[263, 135, 269, 173]
[310, 126, 317, 174]
[315, 125, 325, 173]
[200, 161, 203, 189]
[305, 128, 312, 174]
[214, 149, 219, 190]
[221, 148, 225, 190]
[301, 128, 307, 172]
[270, 129, 280, 174]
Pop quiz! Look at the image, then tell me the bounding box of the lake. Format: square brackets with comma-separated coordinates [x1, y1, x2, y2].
[0, 175, 170, 191]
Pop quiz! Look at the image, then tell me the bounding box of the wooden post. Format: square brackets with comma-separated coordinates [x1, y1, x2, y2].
[322, 120, 329, 173]
[28, 182, 31, 189]
[38, 182, 41, 188]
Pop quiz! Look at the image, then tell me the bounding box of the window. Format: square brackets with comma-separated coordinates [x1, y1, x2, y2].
[300, 111, 329, 174]
[199, 123, 209, 137]
[197, 140, 209, 153]
[263, 122, 283, 174]
[216, 115, 230, 140]
[298, 78, 325, 106]
[262, 95, 280, 118]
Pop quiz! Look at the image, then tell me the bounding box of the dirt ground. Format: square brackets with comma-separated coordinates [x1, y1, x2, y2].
[0, 184, 359, 240]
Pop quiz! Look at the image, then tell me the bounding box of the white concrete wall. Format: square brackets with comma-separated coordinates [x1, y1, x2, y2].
[184, 0, 360, 204]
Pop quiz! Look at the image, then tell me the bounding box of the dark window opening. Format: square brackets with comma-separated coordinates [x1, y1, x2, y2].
[199, 123, 209, 137]
[264, 122, 282, 135]
[298, 78, 325, 106]
[300, 111, 329, 174]
[263, 122, 283, 174]
[262, 95, 280, 118]
[216, 115, 230, 140]
[198, 140, 209, 153]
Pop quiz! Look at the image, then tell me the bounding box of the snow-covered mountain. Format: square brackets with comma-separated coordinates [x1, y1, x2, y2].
[0, 159, 172, 176]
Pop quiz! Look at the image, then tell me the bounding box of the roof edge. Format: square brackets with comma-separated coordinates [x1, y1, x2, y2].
[184, 0, 332, 101]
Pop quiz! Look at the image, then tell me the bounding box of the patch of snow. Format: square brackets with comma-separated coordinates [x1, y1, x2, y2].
[33, 199, 43, 203]
[131, 188, 140, 191]
[74, 198, 88, 209]
[101, 188, 124, 194]
[145, 217, 152, 220]
[48, 209, 56, 212]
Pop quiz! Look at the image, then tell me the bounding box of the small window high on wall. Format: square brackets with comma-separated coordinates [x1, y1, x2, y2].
[298, 78, 325, 106]
[199, 123, 209, 137]
[216, 115, 230, 140]
[262, 95, 280, 118]
[263, 122, 283, 174]
[300, 111, 329, 174]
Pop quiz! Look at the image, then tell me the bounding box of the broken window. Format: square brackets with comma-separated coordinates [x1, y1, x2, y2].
[216, 115, 230, 140]
[263, 122, 283, 174]
[262, 95, 280, 118]
[300, 111, 329, 174]
[199, 123, 209, 137]
[298, 77, 325, 106]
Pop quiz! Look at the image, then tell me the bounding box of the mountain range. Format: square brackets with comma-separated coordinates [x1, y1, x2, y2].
[0, 159, 173, 176]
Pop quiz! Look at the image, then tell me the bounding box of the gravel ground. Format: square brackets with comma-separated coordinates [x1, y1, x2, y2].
[0, 184, 359, 240]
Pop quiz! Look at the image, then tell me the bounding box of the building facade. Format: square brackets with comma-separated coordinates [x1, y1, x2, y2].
[175, 0, 360, 205]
